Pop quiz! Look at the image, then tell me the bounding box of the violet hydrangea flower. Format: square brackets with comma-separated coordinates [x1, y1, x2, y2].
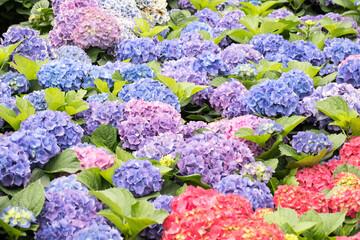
[23, 90, 48, 111]
[336, 57, 360, 88]
[180, 121, 208, 139]
[112, 159, 163, 197]
[0, 81, 12, 98]
[45, 174, 88, 194]
[253, 122, 283, 135]
[181, 21, 214, 37]
[292, 131, 332, 154]
[278, 69, 314, 99]
[193, 51, 228, 76]
[0, 72, 30, 95]
[179, 32, 221, 58]
[86, 93, 109, 103]
[0, 97, 19, 128]
[73, 224, 123, 240]
[220, 44, 263, 69]
[250, 33, 289, 58]
[1, 206, 36, 229]
[323, 38, 360, 65]
[82, 65, 115, 88]
[267, 8, 294, 19]
[54, 45, 92, 64]
[154, 39, 185, 62]
[194, 8, 222, 27]
[116, 37, 157, 64]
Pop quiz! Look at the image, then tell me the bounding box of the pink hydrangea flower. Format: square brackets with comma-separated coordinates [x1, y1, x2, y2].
[296, 164, 335, 192]
[328, 186, 360, 218]
[71, 146, 115, 170]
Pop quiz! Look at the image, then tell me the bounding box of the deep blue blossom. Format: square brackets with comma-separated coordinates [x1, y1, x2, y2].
[121, 64, 156, 82]
[1, 206, 36, 229]
[23, 90, 48, 111]
[284, 40, 326, 66]
[319, 63, 337, 76]
[20, 110, 84, 150]
[0, 72, 29, 95]
[220, 44, 263, 69]
[37, 58, 90, 92]
[0, 97, 19, 128]
[45, 175, 89, 194]
[246, 79, 299, 117]
[82, 65, 115, 88]
[154, 39, 185, 62]
[118, 78, 180, 112]
[253, 122, 283, 135]
[86, 93, 109, 103]
[323, 38, 360, 65]
[112, 159, 163, 197]
[216, 175, 274, 209]
[292, 131, 332, 154]
[336, 58, 360, 88]
[116, 37, 157, 64]
[278, 69, 314, 99]
[240, 161, 275, 183]
[0, 139, 31, 187]
[73, 224, 123, 240]
[54, 45, 92, 64]
[193, 52, 228, 76]
[250, 33, 289, 57]
[181, 21, 214, 37]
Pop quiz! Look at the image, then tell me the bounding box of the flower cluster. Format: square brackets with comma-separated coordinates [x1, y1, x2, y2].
[1, 206, 36, 228]
[54, 45, 92, 64]
[193, 51, 228, 76]
[180, 121, 207, 139]
[220, 44, 263, 69]
[86, 93, 109, 103]
[23, 90, 48, 111]
[328, 186, 360, 218]
[292, 131, 332, 154]
[181, 21, 214, 37]
[0, 72, 29, 95]
[174, 132, 254, 187]
[83, 65, 115, 88]
[0, 81, 12, 98]
[45, 174, 88, 194]
[334, 172, 360, 187]
[179, 32, 220, 58]
[340, 136, 360, 167]
[250, 33, 289, 57]
[230, 63, 258, 79]
[20, 110, 84, 150]
[0, 97, 19, 128]
[9, 129, 60, 169]
[278, 69, 314, 99]
[267, 8, 294, 19]
[246, 79, 299, 117]
[71, 145, 115, 170]
[253, 122, 283, 135]
[194, 8, 221, 27]
[337, 57, 360, 88]
[215, 175, 274, 209]
[240, 161, 275, 183]
[99, 0, 140, 18]
[0, 139, 31, 187]
[118, 99, 183, 150]
[121, 64, 155, 82]
[116, 37, 157, 64]
[73, 224, 123, 240]
[323, 38, 360, 65]
[154, 39, 185, 62]
[112, 159, 163, 197]
[118, 78, 180, 112]
[296, 163, 335, 192]
[217, 9, 245, 30]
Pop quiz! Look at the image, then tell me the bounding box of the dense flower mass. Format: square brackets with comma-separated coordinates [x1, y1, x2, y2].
[240, 161, 275, 183]
[1, 206, 36, 228]
[278, 69, 314, 99]
[193, 51, 228, 76]
[328, 186, 360, 218]
[23, 90, 48, 111]
[73, 224, 123, 240]
[296, 163, 335, 192]
[292, 131, 332, 154]
[253, 122, 283, 135]
[0, 72, 30, 95]
[71, 145, 115, 170]
[0, 97, 19, 128]
[323, 38, 360, 65]
[121, 64, 155, 82]
[250, 33, 289, 57]
[45, 174, 89, 194]
[337, 58, 360, 88]
[116, 37, 157, 64]
[54, 45, 92, 64]
[112, 159, 163, 197]
[220, 44, 263, 69]
[339, 136, 360, 167]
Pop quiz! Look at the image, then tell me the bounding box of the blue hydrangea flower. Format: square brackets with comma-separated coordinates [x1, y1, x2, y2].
[0, 72, 29, 95]
[112, 159, 163, 197]
[140, 195, 174, 239]
[0, 97, 19, 128]
[217, 9, 245, 30]
[253, 122, 283, 135]
[82, 65, 115, 88]
[154, 39, 185, 62]
[23, 90, 48, 112]
[1, 206, 36, 228]
[0, 139, 31, 187]
[230, 64, 258, 79]
[319, 63, 337, 76]
[73, 224, 123, 240]
[54, 45, 92, 64]
[134, 132, 184, 160]
[267, 8, 294, 19]
[240, 161, 275, 183]
[194, 8, 222, 27]
[179, 32, 220, 58]
[0, 26, 53, 61]
[0, 81, 12, 98]
[175, 132, 255, 187]
[20, 110, 84, 150]
[220, 44, 263, 69]
[116, 37, 157, 64]
[323, 38, 360, 65]
[250, 33, 289, 57]
[292, 131, 332, 154]
[118, 78, 180, 112]
[284, 40, 326, 66]
[9, 129, 60, 169]
[215, 175, 274, 209]
[121, 64, 156, 82]
[193, 52, 228, 76]
[278, 69, 314, 99]
[336, 58, 360, 88]
[181, 21, 214, 37]
[86, 93, 109, 103]
[246, 79, 299, 117]
[45, 175, 89, 194]
[37, 58, 90, 92]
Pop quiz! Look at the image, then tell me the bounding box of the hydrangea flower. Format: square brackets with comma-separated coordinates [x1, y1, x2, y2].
[121, 64, 155, 82]
[250, 33, 289, 57]
[230, 64, 258, 79]
[174, 132, 254, 187]
[1, 206, 35, 228]
[37, 58, 90, 92]
[215, 175, 274, 209]
[296, 163, 335, 192]
[71, 145, 115, 170]
[253, 122, 283, 135]
[193, 52, 228, 76]
[180, 121, 208, 139]
[179, 32, 221, 58]
[45, 174, 88, 194]
[217, 9, 245, 30]
[116, 37, 157, 64]
[178, 0, 196, 11]
[220, 44, 263, 69]
[335, 172, 360, 187]
[0, 72, 30, 95]
[284, 40, 326, 66]
[23, 90, 48, 111]
[20, 110, 84, 150]
[83, 65, 115, 88]
[112, 159, 163, 197]
[278, 69, 314, 99]
[1, 26, 52, 61]
[340, 136, 360, 166]
[73, 224, 123, 240]
[246, 79, 299, 117]
[194, 8, 222, 27]
[118, 78, 180, 112]
[99, 0, 141, 18]
[9, 129, 60, 169]
[153, 39, 185, 62]
[292, 131, 332, 154]
[267, 8, 294, 19]
[118, 99, 183, 150]
[140, 195, 174, 239]
[252, 208, 275, 221]
[133, 132, 184, 161]
[323, 38, 360, 65]
[0, 97, 19, 128]
[319, 63, 337, 76]
[86, 93, 109, 103]
[0, 81, 12, 98]
[54, 45, 92, 64]
[181, 21, 214, 37]
[328, 186, 360, 218]
[0, 139, 31, 187]
[140, 0, 170, 26]
[337, 58, 360, 88]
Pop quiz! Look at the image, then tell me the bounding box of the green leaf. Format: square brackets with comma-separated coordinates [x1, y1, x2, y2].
[116, 147, 135, 162]
[15, 96, 36, 121]
[0, 41, 23, 67]
[112, 71, 125, 82]
[0, 219, 27, 238]
[314, 72, 337, 87]
[112, 81, 126, 96]
[235, 127, 271, 148]
[65, 89, 87, 104]
[315, 96, 351, 121]
[167, 29, 182, 40]
[0, 105, 21, 130]
[268, 177, 279, 194]
[319, 210, 347, 236]
[176, 174, 211, 189]
[156, 74, 178, 94]
[299, 209, 325, 240]
[136, 192, 161, 202]
[176, 183, 188, 196]
[160, 180, 183, 196]
[145, 26, 169, 38]
[146, 60, 162, 74]
[210, 76, 229, 87]
[276, 115, 307, 138]
[28, 168, 50, 188]
[9, 55, 49, 80]
[9, 180, 45, 217]
[90, 124, 118, 152]
[264, 207, 299, 234]
[44, 87, 66, 110]
[239, 16, 259, 34]
[263, 158, 278, 170]
[98, 209, 128, 235]
[287, 149, 331, 169]
[134, 18, 150, 33]
[283, 168, 299, 186]
[85, 47, 104, 63]
[99, 158, 121, 185]
[333, 164, 360, 179]
[147, 159, 173, 175]
[77, 168, 113, 191]
[94, 78, 111, 94]
[65, 101, 89, 115]
[197, 30, 212, 40]
[43, 149, 82, 174]
[350, 117, 360, 136]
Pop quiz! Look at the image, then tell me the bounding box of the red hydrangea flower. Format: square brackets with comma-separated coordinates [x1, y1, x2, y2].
[296, 164, 335, 192]
[340, 137, 360, 167]
[334, 172, 360, 187]
[328, 186, 360, 218]
[252, 208, 275, 221]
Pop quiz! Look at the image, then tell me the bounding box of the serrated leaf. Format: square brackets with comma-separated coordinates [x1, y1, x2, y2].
[160, 180, 183, 196]
[319, 210, 347, 236]
[333, 164, 360, 179]
[43, 149, 82, 173]
[276, 115, 307, 138]
[156, 74, 178, 95]
[76, 168, 113, 191]
[0, 105, 21, 130]
[116, 147, 135, 162]
[176, 174, 211, 189]
[210, 76, 229, 87]
[90, 124, 118, 152]
[235, 127, 271, 148]
[134, 18, 150, 33]
[264, 207, 298, 233]
[263, 158, 278, 170]
[28, 168, 50, 188]
[44, 87, 66, 110]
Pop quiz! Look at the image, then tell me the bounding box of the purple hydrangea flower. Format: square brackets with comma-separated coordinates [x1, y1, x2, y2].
[1, 206, 36, 229]
[116, 37, 157, 64]
[175, 132, 255, 187]
[121, 64, 156, 82]
[278, 69, 314, 99]
[112, 159, 163, 197]
[0, 97, 19, 128]
[181, 121, 208, 139]
[319, 63, 337, 76]
[267, 8, 294, 19]
[292, 131, 332, 154]
[246, 79, 299, 117]
[250, 33, 289, 58]
[240, 161, 275, 183]
[82, 65, 115, 89]
[336, 58, 360, 88]
[20, 110, 84, 150]
[86, 93, 109, 103]
[253, 122, 283, 135]
[220, 44, 263, 69]
[0, 72, 30, 95]
[230, 64, 258, 79]
[0, 81, 12, 98]
[0, 139, 31, 187]
[23, 90, 48, 111]
[37, 58, 90, 92]
[181, 21, 214, 38]
[217, 9, 245, 30]
[179, 33, 220, 58]
[323, 38, 360, 65]
[194, 8, 222, 27]
[178, 0, 196, 11]
[193, 52, 228, 76]
[45, 174, 89, 194]
[73, 224, 123, 240]
[118, 78, 180, 112]
[215, 175, 274, 209]
[9, 129, 60, 169]
[154, 39, 185, 62]
[54, 45, 92, 64]
[134, 132, 184, 160]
